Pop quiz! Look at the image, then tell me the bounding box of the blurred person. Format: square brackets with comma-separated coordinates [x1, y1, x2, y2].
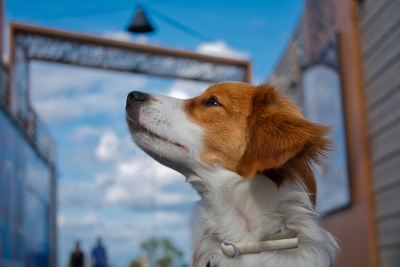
[70, 241, 84, 267]
[91, 238, 108, 267]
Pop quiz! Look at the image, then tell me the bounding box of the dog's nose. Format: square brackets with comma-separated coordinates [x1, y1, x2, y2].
[126, 91, 148, 109]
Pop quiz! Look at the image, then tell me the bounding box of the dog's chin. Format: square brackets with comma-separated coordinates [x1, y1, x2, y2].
[130, 132, 192, 176]
[126, 116, 189, 170]
[128, 118, 186, 148]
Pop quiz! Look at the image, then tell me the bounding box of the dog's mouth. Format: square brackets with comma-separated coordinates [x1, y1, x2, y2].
[126, 115, 187, 151]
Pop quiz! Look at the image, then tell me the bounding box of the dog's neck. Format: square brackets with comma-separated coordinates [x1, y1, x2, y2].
[187, 169, 307, 242]
[187, 168, 337, 267]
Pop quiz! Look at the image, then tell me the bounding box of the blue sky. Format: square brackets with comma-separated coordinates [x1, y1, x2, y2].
[4, 1, 304, 266]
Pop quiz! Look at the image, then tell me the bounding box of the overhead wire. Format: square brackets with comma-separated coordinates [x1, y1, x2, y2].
[34, 0, 213, 41]
[36, 0, 171, 20]
[146, 6, 213, 41]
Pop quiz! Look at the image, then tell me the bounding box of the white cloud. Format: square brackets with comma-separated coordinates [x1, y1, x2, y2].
[196, 40, 249, 59]
[71, 125, 104, 141]
[33, 98, 85, 123]
[95, 131, 120, 161]
[30, 62, 147, 123]
[31, 62, 106, 98]
[58, 179, 101, 211]
[101, 155, 199, 209]
[35, 89, 130, 123]
[59, 130, 198, 212]
[59, 213, 100, 229]
[168, 88, 190, 99]
[32, 88, 132, 123]
[166, 79, 210, 99]
[154, 211, 187, 226]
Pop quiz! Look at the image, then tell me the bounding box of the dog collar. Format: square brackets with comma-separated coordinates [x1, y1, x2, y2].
[220, 229, 298, 258]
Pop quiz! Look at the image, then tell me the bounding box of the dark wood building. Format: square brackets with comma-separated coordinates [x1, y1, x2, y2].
[268, 0, 400, 266]
[358, 0, 400, 266]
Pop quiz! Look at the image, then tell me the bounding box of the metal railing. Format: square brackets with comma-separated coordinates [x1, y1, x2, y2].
[26, 105, 56, 163]
[0, 61, 56, 164]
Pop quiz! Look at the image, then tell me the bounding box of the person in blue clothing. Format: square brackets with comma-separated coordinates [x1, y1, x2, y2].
[91, 238, 108, 267]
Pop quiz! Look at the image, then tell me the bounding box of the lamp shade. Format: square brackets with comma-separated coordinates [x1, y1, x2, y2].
[127, 7, 155, 33]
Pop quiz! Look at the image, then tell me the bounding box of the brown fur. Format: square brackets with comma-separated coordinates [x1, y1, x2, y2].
[185, 82, 255, 171]
[185, 83, 331, 204]
[192, 247, 201, 267]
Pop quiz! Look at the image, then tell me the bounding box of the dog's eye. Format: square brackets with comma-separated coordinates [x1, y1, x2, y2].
[203, 97, 221, 107]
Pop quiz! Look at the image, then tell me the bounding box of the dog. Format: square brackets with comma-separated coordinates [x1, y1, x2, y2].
[125, 82, 338, 267]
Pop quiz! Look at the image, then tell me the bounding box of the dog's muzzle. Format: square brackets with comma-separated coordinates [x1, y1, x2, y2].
[126, 91, 149, 109]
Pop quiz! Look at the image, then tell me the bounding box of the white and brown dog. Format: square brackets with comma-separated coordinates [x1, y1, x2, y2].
[125, 82, 338, 267]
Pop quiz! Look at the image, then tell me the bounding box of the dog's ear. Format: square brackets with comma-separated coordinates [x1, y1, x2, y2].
[236, 86, 331, 180]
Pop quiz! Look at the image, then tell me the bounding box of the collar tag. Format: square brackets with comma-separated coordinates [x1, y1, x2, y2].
[220, 238, 299, 257]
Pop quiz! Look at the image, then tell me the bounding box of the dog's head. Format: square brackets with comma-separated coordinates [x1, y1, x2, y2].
[126, 82, 330, 199]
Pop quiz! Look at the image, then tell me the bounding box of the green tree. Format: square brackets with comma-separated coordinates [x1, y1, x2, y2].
[129, 259, 142, 267]
[140, 238, 183, 267]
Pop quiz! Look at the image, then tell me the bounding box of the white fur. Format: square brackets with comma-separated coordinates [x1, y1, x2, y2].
[126, 92, 338, 267]
[190, 171, 337, 267]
